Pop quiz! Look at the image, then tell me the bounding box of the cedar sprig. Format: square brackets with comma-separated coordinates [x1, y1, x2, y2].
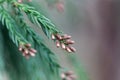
[12, 2, 76, 53]
[10, 0, 76, 53]
[13, 8, 60, 73]
[0, 6, 37, 57]
[15, 16, 60, 74]
[24, 26, 60, 73]
[0, 6, 26, 46]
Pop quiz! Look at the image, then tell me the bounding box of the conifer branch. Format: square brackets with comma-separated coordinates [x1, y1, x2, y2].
[12, 1, 76, 53]
[0, 6, 27, 46]
[20, 23, 60, 73]
[0, 6, 36, 56]
[13, 8, 60, 74]
[0, 1, 80, 80]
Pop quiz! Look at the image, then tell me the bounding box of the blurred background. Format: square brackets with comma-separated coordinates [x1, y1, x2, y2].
[27, 0, 120, 80]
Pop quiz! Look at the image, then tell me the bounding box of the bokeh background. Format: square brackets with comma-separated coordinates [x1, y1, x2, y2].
[26, 0, 120, 80]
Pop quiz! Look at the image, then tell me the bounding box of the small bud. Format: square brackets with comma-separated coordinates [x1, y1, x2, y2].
[62, 71, 77, 80]
[19, 44, 23, 51]
[66, 40, 75, 44]
[63, 36, 71, 40]
[29, 52, 35, 57]
[61, 73, 66, 79]
[66, 47, 72, 53]
[69, 47, 76, 52]
[24, 49, 29, 54]
[51, 34, 56, 40]
[62, 34, 71, 39]
[55, 34, 62, 40]
[56, 40, 60, 48]
[19, 47, 22, 51]
[61, 43, 66, 49]
[29, 48, 37, 53]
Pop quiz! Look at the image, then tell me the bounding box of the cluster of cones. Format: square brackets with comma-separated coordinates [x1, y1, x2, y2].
[61, 71, 77, 80]
[19, 43, 37, 59]
[51, 33, 76, 53]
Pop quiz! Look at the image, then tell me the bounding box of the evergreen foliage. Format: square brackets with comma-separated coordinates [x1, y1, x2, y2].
[0, 0, 77, 80]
